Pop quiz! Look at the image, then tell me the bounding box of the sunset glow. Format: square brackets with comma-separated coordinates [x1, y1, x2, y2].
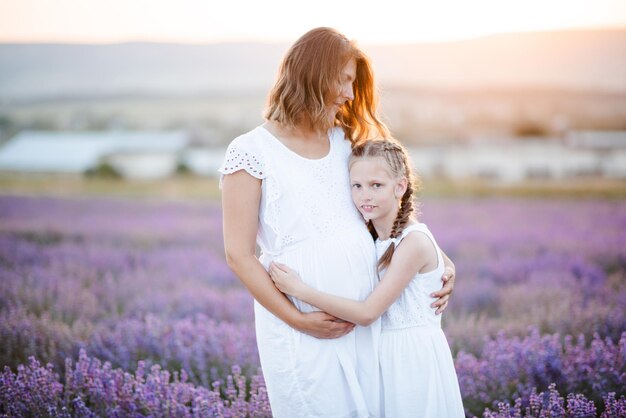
[1, 0, 625, 44]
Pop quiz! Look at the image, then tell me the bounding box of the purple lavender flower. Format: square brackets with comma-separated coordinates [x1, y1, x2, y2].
[1, 195, 625, 416]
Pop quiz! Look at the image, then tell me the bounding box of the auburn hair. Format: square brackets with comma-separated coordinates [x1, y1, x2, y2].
[264, 27, 389, 144]
[349, 139, 421, 271]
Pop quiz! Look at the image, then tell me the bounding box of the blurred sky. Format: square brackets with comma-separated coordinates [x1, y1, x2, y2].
[1, 0, 626, 44]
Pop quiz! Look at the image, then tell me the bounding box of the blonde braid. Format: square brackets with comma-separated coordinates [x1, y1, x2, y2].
[376, 143, 416, 271]
[389, 144, 414, 239]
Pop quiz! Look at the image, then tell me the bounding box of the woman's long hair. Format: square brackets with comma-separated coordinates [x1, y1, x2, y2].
[264, 27, 389, 144]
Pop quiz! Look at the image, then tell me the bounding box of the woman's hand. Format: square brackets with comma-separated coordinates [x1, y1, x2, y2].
[430, 265, 455, 315]
[269, 262, 305, 297]
[298, 311, 355, 339]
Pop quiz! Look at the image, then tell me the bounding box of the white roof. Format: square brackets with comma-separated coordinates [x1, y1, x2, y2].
[567, 130, 626, 149]
[0, 130, 188, 173]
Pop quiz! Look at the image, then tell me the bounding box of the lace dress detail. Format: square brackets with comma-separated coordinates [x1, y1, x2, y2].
[220, 146, 265, 178]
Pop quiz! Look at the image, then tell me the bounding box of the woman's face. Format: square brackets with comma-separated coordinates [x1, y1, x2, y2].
[328, 58, 356, 117]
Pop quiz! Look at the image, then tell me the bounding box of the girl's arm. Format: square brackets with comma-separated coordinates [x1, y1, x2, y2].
[431, 249, 456, 315]
[222, 170, 355, 339]
[270, 231, 438, 326]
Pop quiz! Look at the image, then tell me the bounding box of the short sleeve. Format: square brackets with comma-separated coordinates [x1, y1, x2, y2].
[218, 132, 267, 187]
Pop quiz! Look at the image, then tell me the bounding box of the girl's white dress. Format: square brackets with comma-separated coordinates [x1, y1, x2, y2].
[219, 126, 381, 418]
[376, 223, 464, 418]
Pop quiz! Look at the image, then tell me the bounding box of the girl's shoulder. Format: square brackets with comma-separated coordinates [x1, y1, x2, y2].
[400, 222, 431, 240]
[394, 223, 440, 272]
[397, 222, 439, 256]
[398, 223, 435, 251]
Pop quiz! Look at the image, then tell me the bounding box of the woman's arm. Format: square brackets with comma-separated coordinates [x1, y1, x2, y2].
[431, 249, 456, 314]
[270, 232, 437, 326]
[222, 170, 354, 339]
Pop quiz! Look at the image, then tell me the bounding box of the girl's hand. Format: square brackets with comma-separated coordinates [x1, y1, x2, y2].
[430, 265, 455, 315]
[269, 262, 305, 297]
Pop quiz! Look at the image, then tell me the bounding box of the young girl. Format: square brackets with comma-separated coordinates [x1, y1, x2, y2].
[269, 138, 465, 417]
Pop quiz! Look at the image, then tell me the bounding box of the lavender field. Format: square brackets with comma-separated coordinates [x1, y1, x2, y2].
[0, 194, 625, 417]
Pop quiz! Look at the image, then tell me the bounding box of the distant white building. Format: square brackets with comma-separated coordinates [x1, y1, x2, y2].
[408, 133, 626, 181]
[0, 130, 189, 179]
[566, 130, 626, 150]
[1, 130, 624, 181]
[182, 147, 227, 177]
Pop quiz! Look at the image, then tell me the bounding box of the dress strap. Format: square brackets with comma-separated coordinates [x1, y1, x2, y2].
[397, 223, 428, 243]
[399, 222, 444, 269]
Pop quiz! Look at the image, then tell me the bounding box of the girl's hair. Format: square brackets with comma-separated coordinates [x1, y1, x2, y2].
[349, 138, 421, 271]
[264, 27, 389, 144]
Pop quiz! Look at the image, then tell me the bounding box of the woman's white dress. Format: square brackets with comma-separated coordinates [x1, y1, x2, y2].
[219, 126, 381, 418]
[376, 223, 464, 418]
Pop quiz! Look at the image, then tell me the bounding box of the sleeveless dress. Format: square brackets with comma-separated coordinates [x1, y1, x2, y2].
[219, 126, 381, 418]
[376, 223, 464, 418]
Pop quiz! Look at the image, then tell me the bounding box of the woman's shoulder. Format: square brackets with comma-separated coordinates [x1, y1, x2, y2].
[330, 127, 353, 154]
[220, 126, 269, 179]
[225, 125, 277, 160]
[227, 125, 267, 149]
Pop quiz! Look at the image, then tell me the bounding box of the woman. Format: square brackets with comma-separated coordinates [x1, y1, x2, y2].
[220, 27, 455, 418]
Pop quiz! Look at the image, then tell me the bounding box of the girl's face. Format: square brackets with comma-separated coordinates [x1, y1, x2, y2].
[328, 58, 356, 118]
[349, 157, 407, 224]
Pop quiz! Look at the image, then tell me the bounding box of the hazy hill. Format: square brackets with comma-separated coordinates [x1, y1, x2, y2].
[369, 29, 626, 91]
[0, 42, 287, 100]
[0, 29, 624, 101]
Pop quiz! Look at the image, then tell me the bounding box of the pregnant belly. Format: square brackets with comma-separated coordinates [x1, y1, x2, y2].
[263, 228, 378, 313]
